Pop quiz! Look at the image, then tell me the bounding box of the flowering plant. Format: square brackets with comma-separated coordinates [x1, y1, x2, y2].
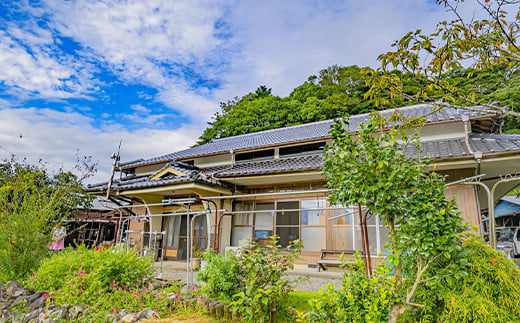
[27, 245, 153, 296]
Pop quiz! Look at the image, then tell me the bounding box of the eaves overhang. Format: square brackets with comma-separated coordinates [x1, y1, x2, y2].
[120, 182, 232, 196]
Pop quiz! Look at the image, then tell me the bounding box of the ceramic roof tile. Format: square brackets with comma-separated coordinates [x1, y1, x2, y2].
[120, 104, 493, 168]
[88, 134, 520, 190]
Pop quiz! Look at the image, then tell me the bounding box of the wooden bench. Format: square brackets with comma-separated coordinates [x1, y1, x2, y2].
[317, 249, 357, 271]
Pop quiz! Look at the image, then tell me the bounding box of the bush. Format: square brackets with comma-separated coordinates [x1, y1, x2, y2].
[0, 159, 92, 282]
[197, 249, 240, 302]
[25, 245, 206, 321]
[408, 237, 520, 322]
[26, 245, 154, 304]
[81, 281, 199, 321]
[308, 252, 395, 323]
[230, 237, 303, 322]
[198, 237, 303, 322]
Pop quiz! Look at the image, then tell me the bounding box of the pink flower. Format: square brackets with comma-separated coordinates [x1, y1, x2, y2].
[42, 293, 49, 298]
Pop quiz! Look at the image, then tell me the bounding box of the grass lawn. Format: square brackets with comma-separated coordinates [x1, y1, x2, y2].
[287, 290, 322, 312]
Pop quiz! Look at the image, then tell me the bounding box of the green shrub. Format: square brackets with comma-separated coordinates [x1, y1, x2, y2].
[198, 237, 303, 322]
[197, 249, 240, 302]
[408, 237, 520, 322]
[308, 252, 395, 323]
[26, 245, 154, 304]
[0, 159, 93, 282]
[81, 281, 199, 321]
[230, 236, 303, 323]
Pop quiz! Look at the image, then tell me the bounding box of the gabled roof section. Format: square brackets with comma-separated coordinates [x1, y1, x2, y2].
[86, 161, 225, 192]
[119, 104, 495, 170]
[149, 167, 187, 180]
[148, 161, 196, 180]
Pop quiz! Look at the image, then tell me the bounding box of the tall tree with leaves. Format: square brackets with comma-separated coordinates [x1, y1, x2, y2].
[323, 112, 468, 322]
[366, 0, 520, 118]
[0, 159, 94, 281]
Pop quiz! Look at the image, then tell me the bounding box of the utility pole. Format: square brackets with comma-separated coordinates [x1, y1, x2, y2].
[106, 141, 121, 199]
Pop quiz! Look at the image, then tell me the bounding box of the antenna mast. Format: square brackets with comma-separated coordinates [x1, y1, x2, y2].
[106, 141, 122, 199]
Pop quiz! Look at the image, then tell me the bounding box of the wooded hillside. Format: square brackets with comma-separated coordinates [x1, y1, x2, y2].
[198, 64, 520, 145]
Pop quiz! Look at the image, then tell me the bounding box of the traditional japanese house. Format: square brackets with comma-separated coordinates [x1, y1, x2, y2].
[87, 104, 520, 264]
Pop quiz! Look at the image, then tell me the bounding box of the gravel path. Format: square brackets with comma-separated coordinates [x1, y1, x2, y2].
[290, 276, 341, 292]
[156, 268, 342, 292]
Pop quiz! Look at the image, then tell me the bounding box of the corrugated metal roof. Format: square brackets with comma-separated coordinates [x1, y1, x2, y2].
[120, 104, 493, 169]
[500, 195, 520, 206]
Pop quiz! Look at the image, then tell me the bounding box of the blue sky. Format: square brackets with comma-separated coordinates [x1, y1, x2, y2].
[0, 0, 468, 182]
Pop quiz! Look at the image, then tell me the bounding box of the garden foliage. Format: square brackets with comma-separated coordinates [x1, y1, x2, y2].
[24, 246, 205, 321]
[81, 280, 195, 321]
[0, 159, 92, 281]
[408, 237, 520, 322]
[27, 245, 154, 304]
[308, 252, 395, 323]
[323, 112, 468, 321]
[230, 237, 303, 322]
[198, 236, 303, 322]
[196, 249, 240, 302]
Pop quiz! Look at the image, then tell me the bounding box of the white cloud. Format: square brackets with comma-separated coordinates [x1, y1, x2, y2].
[130, 104, 151, 114]
[0, 26, 97, 99]
[1, 0, 469, 120]
[42, 0, 230, 120]
[0, 107, 201, 183]
[214, 0, 450, 98]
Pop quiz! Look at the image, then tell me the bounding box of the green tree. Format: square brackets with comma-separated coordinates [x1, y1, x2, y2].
[366, 0, 520, 118]
[197, 66, 394, 145]
[323, 112, 468, 322]
[0, 159, 93, 281]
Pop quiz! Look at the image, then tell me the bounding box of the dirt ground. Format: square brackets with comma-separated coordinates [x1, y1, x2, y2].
[143, 314, 213, 322]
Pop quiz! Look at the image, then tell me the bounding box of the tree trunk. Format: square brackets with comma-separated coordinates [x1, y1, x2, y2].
[387, 220, 405, 323]
[387, 220, 401, 283]
[388, 305, 406, 323]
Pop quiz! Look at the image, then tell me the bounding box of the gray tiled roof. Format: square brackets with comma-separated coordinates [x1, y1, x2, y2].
[87, 175, 224, 191]
[87, 162, 224, 191]
[119, 104, 493, 169]
[208, 134, 520, 178]
[88, 133, 520, 191]
[204, 153, 324, 178]
[407, 134, 520, 159]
